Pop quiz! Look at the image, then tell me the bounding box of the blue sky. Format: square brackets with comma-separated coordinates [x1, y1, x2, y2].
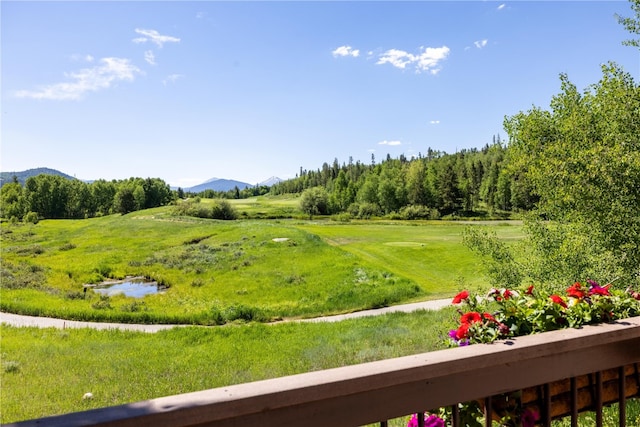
[2, 1, 638, 188]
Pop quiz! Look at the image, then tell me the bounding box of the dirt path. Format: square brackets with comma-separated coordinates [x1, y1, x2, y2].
[0, 299, 451, 333]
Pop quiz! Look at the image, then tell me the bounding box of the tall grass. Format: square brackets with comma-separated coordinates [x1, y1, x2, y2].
[0, 210, 522, 324]
[0, 308, 456, 423]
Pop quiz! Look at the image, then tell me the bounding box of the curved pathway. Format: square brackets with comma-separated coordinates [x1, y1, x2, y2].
[0, 299, 451, 333]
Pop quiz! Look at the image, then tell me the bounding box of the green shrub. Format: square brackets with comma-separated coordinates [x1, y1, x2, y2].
[211, 200, 237, 220]
[91, 295, 112, 310]
[0, 261, 47, 289]
[3, 360, 20, 374]
[224, 304, 267, 322]
[23, 212, 39, 224]
[190, 279, 205, 287]
[399, 205, 439, 220]
[357, 202, 381, 219]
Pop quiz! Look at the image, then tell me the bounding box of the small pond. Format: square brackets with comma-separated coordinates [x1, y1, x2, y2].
[91, 278, 163, 298]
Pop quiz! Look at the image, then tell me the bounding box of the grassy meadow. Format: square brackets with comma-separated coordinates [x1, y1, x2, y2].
[0, 199, 531, 423]
[0, 309, 457, 423]
[0, 204, 523, 324]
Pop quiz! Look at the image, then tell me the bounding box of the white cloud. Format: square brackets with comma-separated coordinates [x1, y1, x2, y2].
[377, 46, 450, 74]
[15, 57, 142, 101]
[377, 49, 414, 69]
[132, 28, 180, 48]
[332, 45, 360, 58]
[497, 4, 506, 10]
[144, 50, 156, 65]
[416, 46, 450, 74]
[429, 120, 440, 125]
[163, 74, 184, 86]
[474, 39, 488, 49]
[378, 140, 402, 146]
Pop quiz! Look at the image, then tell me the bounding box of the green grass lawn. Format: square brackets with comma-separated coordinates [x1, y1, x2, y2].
[0, 205, 525, 422]
[0, 209, 522, 324]
[227, 194, 302, 218]
[296, 220, 524, 298]
[1, 210, 636, 426]
[0, 308, 457, 423]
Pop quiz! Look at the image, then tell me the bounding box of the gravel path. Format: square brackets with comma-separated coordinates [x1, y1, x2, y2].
[0, 298, 451, 333]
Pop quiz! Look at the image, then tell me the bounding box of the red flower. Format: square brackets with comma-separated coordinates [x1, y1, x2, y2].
[498, 323, 510, 335]
[452, 290, 469, 304]
[525, 285, 535, 295]
[566, 282, 586, 299]
[460, 312, 482, 325]
[502, 289, 513, 300]
[588, 283, 611, 296]
[455, 323, 470, 340]
[550, 294, 568, 308]
[487, 288, 501, 301]
[483, 312, 497, 323]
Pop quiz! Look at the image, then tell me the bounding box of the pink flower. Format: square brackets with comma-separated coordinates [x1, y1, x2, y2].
[407, 414, 445, 427]
[424, 414, 445, 427]
[521, 408, 540, 427]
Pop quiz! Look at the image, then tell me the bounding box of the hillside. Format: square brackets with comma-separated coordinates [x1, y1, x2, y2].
[184, 176, 282, 192]
[184, 178, 253, 193]
[0, 168, 77, 186]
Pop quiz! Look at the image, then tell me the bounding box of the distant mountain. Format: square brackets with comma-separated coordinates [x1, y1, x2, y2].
[0, 168, 77, 186]
[185, 178, 253, 193]
[1, 168, 284, 192]
[258, 176, 283, 187]
[184, 176, 283, 193]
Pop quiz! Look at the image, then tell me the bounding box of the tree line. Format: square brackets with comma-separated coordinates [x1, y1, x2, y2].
[274, 138, 537, 219]
[180, 185, 271, 201]
[0, 175, 174, 221]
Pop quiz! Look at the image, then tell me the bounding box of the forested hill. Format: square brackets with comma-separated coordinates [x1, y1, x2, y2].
[0, 168, 76, 186]
[271, 139, 538, 218]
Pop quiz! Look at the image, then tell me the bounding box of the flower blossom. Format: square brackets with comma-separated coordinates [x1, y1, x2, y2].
[455, 323, 470, 340]
[482, 312, 497, 323]
[566, 282, 586, 299]
[452, 290, 469, 304]
[525, 285, 535, 295]
[407, 414, 445, 427]
[424, 414, 445, 427]
[460, 311, 482, 325]
[521, 408, 540, 427]
[588, 283, 610, 296]
[550, 294, 568, 308]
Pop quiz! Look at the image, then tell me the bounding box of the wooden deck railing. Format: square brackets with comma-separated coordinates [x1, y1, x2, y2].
[7, 316, 640, 427]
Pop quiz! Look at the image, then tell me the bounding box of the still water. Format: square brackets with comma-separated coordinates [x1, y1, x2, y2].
[92, 279, 161, 298]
